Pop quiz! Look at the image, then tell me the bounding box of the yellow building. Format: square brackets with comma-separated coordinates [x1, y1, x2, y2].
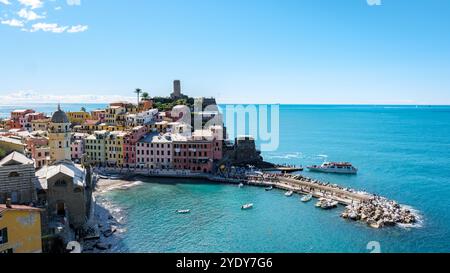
[85, 130, 108, 164]
[31, 118, 50, 132]
[0, 203, 42, 253]
[105, 131, 126, 167]
[98, 123, 125, 132]
[0, 136, 26, 155]
[67, 111, 91, 124]
[105, 106, 125, 125]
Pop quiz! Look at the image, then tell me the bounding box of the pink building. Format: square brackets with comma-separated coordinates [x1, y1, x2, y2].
[71, 133, 88, 161]
[136, 133, 173, 170]
[24, 112, 46, 132]
[9, 109, 35, 129]
[123, 126, 148, 167]
[173, 140, 214, 173]
[25, 134, 50, 168]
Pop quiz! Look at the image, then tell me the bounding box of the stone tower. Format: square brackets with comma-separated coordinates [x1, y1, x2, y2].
[171, 80, 182, 99]
[48, 104, 71, 163]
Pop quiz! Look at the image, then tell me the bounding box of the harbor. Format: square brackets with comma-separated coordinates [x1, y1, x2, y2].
[93, 166, 419, 229]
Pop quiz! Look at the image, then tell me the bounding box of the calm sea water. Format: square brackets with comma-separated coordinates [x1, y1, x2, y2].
[3, 104, 450, 252]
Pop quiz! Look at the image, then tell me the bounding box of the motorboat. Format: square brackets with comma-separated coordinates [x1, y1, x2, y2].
[265, 186, 274, 191]
[285, 191, 294, 197]
[315, 198, 339, 209]
[241, 203, 254, 210]
[300, 194, 313, 202]
[176, 209, 191, 214]
[238, 183, 244, 188]
[307, 162, 358, 174]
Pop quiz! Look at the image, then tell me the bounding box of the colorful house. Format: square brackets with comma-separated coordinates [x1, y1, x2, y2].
[123, 126, 147, 168]
[0, 202, 42, 253]
[67, 111, 91, 125]
[85, 131, 108, 165]
[105, 131, 126, 167]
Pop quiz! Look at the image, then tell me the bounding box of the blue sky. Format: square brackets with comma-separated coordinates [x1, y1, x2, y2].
[1, 0, 450, 104]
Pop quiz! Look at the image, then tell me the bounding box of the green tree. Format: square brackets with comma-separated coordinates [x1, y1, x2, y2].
[141, 92, 150, 100]
[81, 107, 86, 112]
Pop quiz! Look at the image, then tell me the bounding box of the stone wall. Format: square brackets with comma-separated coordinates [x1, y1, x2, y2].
[0, 164, 36, 204]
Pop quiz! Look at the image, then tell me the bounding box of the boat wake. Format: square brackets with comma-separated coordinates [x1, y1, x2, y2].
[266, 152, 302, 159]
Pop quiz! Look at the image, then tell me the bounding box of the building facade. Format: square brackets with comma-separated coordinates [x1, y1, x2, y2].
[0, 202, 42, 253]
[85, 131, 108, 165]
[0, 152, 37, 204]
[123, 126, 147, 168]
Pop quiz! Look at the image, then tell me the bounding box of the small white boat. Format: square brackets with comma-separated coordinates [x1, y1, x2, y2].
[265, 186, 273, 191]
[176, 209, 191, 214]
[300, 194, 313, 202]
[285, 191, 294, 197]
[238, 183, 244, 188]
[241, 203, 254, 210]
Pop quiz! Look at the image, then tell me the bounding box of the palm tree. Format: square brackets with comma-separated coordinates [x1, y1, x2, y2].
[134, 88, 142, 107]
[80, 107, 86, 112]
[141, 92, 149, 100]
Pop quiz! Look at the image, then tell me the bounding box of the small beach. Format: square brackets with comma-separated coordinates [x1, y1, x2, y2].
[83, 178, 143, 253]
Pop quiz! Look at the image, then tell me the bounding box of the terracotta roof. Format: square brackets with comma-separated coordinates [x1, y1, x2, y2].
[0, 204, 42, 213]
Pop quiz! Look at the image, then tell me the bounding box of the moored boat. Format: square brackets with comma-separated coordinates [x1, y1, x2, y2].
[285, 191, 294, 197]
[238, 183, 244, 188]
[300, 194, 313, 202]
[265, 186, 274, 191]
[307, 162, 358, 174]
[315, 198, 339, 209]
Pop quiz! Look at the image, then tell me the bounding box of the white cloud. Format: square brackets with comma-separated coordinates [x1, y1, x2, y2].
[1, 19, 24, 27]
[31, 22, 68, 33]
[67, 24, 87, 33]
[1, 0, 88, 34]
[29, 22, 88, 33]
[18, 0, 43, 10]
[66, 0, 81, 6]
[18, 8, 45, 21]
[0, 90, 135, 104]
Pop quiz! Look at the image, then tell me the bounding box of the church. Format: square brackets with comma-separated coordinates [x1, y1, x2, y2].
[35, 105, 92, 230]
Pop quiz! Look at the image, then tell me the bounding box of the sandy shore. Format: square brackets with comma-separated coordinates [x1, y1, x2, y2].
[82, 178, 143, 253]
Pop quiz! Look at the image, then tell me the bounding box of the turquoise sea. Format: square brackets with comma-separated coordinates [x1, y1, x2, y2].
[2, 104, 450, 252]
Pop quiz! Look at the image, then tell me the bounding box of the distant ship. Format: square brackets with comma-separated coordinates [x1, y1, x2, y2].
[307, 162, 358, 174]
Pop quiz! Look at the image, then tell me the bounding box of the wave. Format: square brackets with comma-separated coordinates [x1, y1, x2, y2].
[97, 179, 143, 193]
[397, 205, 423, 229]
